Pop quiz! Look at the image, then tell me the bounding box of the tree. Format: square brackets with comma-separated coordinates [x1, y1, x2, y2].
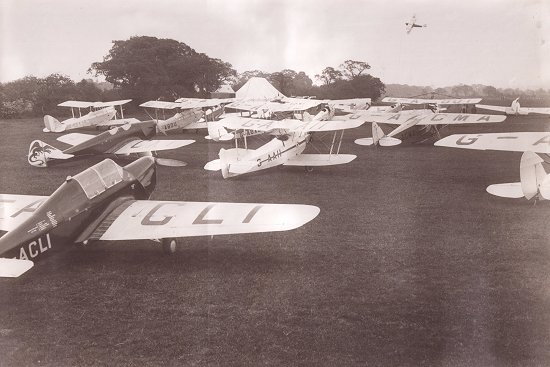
[315, 67, 343, 85]
[89, 36, 236, 101]
[340, 60, 371, 80]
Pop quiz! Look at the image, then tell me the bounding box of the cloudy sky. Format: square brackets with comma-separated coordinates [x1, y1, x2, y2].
[1, 0, 549, 89]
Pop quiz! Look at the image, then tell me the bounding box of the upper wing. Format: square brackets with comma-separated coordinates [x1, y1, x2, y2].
[96, 118, 141, 127]
[218, 115, 294, 132]
[353, 112, 506, 125]
[57, 100, 94, 108]
[113, 139, 194, 155]
[139, 101, 181, 109]
[93, 100, 132, 108]
[86, 200, 320, 241]
[57, 133, 96, 146]
[0, 194, 48, 232]
[435, 133, 550, 153]
[523, 107, 550, 115]
[475, 104, 508, 113]
[296, 119, 365, 132]
[383, 97, 482, 105]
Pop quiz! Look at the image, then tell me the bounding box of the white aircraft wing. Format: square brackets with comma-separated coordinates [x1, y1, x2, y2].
[0, 194, 47, 232]
[383, 97, 482, 105]
[57, 100, 94, 108]
[353, 112, 506, 125]
[284, 154, 356, 166]
[113, 139, 195, 155]
[293, 119, 365, 132]
[176, 98, 232, 109]
[93, 99, 132, 108]
[218, 116, 292, 133]
[140, 101, 182, 110]
[96, 118, 141, 127]
[475, 104, 508, 113]
[522, 107, 550, 115]
[88, 201, 320, 241]
[57, 133, 96, 146]
[435, 132, 550, 153]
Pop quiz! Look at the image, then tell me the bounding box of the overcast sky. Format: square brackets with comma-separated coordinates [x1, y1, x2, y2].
[1, 0, 549, 89]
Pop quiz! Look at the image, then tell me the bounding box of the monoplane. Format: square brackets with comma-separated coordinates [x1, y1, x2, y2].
[0, 157, 320, 277]
[476, 98, 550, 116]
[28, 121, 194, 167]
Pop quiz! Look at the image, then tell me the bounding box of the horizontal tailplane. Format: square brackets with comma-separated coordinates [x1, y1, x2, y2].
[0, 258, 34, 277]
[28, 140, 73, 167]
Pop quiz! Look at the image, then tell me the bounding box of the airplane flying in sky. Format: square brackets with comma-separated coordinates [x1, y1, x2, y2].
[28, 120, 194, 167]
[476, 98, 550, 116]
[204, 111, 364, 178]
[43, 100, 138, 133]
[0, 157, 320, 277]
[352, 110, 506, 146]
[435, 132, 550, 200]
[405, 15, 427, 34]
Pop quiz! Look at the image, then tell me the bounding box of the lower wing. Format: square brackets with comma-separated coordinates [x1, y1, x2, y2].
[114, 139, 194, 154]
[84, 200, 320, 241]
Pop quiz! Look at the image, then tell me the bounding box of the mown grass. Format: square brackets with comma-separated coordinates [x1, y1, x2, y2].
[0, 115, 550, 366]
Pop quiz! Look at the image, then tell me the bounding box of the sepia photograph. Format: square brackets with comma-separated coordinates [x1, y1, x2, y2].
[0, 0, 549, 365]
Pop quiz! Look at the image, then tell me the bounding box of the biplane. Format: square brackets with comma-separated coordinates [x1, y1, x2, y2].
[0, 157, 320, 277]
[476, 98, 550, 116]
[28, 121, 194, 167]
[43, 100, 138, 133]
[204, 110, 364, 178]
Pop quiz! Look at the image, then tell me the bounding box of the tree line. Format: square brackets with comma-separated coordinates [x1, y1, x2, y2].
[1, 35, 548, 119]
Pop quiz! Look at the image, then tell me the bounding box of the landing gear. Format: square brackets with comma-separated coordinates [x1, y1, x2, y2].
[162, 238, 178, 254]
[304, 166, 314, 173]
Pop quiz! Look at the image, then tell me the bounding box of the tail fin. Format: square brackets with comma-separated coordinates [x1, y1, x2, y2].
[520, 151, 548, 200]
[43, 115, 65, 133]
[28, 140, 73, 167]
[206, 121, 233, 141]
[354, 122, 401, 146]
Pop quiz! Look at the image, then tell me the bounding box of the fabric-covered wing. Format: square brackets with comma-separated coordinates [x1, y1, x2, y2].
[113, 139, 194, 154]
[218, 116, 294, 132]
[56, 133, 96, 146]
[383, 97, 482, 105]
[93, 100, 132, 108]
[58, 100, 94, 108]
[89, 201, 320, 241]
[523, 107, 550, 115]
[352, 112, 506, 125]
[475, 104, 508, 113]
[284, 154, 356, 166]
[139, 101, 181, 109]
[435, 133, 550, 153]
[96, 118, 141, 127]
[296, 119, 365, 132]
[0, 194, 48, 232]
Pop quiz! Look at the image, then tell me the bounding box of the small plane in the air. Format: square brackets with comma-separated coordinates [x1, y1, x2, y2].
[405, 15, 427, 34]
[353, 109, 506, 146]
[28, 120, 194, 167]
[435, 132, 550, 200]
[204, 109, 364, 178]
[0, 157, 320, 277]
[476, 98, 550, 116]
[43, 100, 138, 133]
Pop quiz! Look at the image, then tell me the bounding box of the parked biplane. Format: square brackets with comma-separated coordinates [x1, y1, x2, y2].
[476, 98, 550, 116]
[0, 157, 320, 277]
[28, 121, 194, 167]
[204, 111, 364, 178]
[43, 100, 138, 133]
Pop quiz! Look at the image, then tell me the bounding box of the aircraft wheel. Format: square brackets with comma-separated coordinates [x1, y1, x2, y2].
[304, 166, 314, 173]
[162, 238, 178, 254]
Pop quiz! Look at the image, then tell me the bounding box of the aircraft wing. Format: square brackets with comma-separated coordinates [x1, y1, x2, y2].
[353, 111, 506, 125]
[294, 119, 365, 132]
[0, 194, 47, 232]
[218, 115, 293, 132]
[56, 133, 96, 146]
[57, 100, 94, 108]
[383, 97, 482, 105]
[140, 101, 182, 110]
[86, 201, 320, 241]
[96, 118, 141, 127]
[113, 139, 195, 155]
[175, 98, 233, 109]
[475, 104, 508, 113]
[93, 100, 132, 108]
[522, 107, 550, 115]
[435, 133, 550, 153]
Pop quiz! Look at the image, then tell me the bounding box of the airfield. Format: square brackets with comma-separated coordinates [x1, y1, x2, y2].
[1, 115, 550, 366]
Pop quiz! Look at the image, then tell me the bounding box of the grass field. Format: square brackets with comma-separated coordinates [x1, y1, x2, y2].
[1, 115, 550, 366]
